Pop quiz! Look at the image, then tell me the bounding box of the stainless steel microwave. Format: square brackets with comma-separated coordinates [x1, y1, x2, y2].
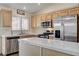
[41, 21, 52, 28]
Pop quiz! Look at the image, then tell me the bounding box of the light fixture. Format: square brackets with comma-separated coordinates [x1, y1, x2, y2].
[38, 3, 40, 5]
[23, 6, 26, 10]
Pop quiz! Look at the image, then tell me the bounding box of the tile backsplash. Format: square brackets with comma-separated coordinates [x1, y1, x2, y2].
[11, 30, 29, 35]
[30, 27, 46, 34]
[0, 27, 11, 36]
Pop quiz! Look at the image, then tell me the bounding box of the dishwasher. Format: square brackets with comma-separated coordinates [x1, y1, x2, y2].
[2, 36, 20, 56]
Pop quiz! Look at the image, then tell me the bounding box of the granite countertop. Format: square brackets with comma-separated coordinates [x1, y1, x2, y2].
[2, 34, 37, 38]
[18, 37, 79, 56]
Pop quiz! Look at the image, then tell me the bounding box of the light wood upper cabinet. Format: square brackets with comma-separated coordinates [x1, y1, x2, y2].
[41, 14, 46, 21]
[51, 7, 79, 18]
[36, 15, 42, 27]
[56, 10, 68, 16]
[45, 14, 52, 21]
[31, 14, 46, 28]
[67, 7, 79, 15]
[41, 14, 52, 21]
[31, 13, 55, 28]
[1, 10, 12, 27]
[51, 9, 69, 18]
[31, 16, 37, 28]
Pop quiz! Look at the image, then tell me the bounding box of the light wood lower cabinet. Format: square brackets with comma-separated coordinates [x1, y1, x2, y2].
[42, 48, 72, 56]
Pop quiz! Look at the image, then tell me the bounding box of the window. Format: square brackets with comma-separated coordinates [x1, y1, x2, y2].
[22, 17, 29, 30]
[12, 17, 21, 30]
[12, 16, 29, 30]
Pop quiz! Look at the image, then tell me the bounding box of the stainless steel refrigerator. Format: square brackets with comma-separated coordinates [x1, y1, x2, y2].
[53, 15, 77, 42]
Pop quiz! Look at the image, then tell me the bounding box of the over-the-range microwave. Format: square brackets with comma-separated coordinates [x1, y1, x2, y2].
[41, 20, 53, 28]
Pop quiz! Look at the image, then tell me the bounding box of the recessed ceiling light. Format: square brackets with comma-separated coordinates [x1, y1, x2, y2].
[38, 3, 40, 5]
[23, 6, 26, 10]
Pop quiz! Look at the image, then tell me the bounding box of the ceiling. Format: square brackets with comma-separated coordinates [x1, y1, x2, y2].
[0, 3, 78, 13]
[0, 3, 56, 13]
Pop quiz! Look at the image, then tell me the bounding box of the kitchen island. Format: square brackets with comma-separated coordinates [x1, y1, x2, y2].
[18, 37, 79, 56]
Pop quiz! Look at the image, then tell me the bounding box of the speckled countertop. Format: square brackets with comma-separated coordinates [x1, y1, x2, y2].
[18, 37, 79, 56]
[2, 34, 37, 38]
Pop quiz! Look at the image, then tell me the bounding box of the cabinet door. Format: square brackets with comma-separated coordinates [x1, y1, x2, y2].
[19, 42, 40, 56]
[12, 17, 21, 30]
[41, 14, 46, 21]
[37, 15, 41, 27]
[22, 17, 29, 30]
[31, 16, 37, 28]
[2, 10, 12, 27]
[42, 48, 72, 56]
[56, 10, 68, 17]
[45, 14, 52, 21]
[68, 7, 79, 15]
